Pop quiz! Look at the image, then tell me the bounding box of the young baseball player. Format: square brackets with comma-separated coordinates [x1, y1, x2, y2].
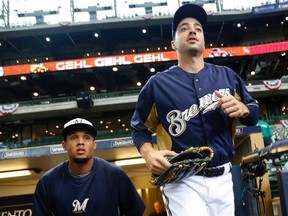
[33, 118, 145, 216]
[130, 4, 259, 216]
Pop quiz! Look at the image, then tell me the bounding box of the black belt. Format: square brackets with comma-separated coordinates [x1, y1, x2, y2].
[196, 165, 230, 177]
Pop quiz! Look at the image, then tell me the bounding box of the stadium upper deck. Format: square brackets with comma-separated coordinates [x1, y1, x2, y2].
[0, 0, 287, 103]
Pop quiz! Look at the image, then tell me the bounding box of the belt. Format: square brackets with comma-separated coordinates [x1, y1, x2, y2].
[196, 163, 231, 177]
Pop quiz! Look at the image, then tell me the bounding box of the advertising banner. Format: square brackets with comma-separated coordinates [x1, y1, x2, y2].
[1, 41, 287, 77]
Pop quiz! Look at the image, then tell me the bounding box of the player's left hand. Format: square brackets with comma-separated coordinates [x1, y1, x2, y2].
[215, 90, 249, 118]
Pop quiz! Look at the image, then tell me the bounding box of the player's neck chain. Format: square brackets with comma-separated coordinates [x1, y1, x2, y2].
[68, 167, 91, 178]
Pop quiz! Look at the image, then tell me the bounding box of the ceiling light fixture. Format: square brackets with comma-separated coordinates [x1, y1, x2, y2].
[0, 169, 41, 179]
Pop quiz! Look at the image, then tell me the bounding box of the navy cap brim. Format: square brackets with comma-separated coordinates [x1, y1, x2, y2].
[172, 4, 207, 38]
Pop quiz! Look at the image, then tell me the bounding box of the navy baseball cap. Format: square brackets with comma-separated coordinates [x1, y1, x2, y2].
[172, 4, 207, 37]
[62, 118, 97, 139]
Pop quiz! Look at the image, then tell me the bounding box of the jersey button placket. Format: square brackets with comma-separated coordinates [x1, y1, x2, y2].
[195, 78, 202, 92]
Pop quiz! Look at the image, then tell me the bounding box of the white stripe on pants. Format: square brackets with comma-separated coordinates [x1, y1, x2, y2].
[160, 171, 234, 216]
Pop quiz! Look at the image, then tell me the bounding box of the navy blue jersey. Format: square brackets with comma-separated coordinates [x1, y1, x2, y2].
[32, 157, 145, 216]
[131, 63, 259, 167]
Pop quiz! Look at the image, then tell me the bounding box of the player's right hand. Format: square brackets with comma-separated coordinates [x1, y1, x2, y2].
[140, 143, 177, 175]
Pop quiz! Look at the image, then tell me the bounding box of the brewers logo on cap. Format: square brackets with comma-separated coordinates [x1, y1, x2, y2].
[62, 118, 97, 139]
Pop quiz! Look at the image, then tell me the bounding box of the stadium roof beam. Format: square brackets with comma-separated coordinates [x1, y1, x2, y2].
[17, 10, 59, 25]
[73, 6, 112, 21]
[128, 1, 168, 15]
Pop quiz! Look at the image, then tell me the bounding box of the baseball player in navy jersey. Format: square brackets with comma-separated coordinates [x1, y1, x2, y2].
[130, 4, 259, 216]
[32, 118, 145, 216]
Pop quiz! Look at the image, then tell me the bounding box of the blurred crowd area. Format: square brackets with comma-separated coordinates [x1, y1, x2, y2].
[1, 0, 287, 28]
